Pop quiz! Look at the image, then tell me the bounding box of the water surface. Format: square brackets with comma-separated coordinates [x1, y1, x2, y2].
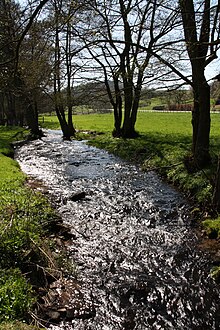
[16, 130, 220, 329]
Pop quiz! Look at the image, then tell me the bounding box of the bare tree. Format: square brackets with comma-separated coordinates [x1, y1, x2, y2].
[51, 0, 77, 139]
[178, 0, 220, 167]
[77, 0, 180, 137]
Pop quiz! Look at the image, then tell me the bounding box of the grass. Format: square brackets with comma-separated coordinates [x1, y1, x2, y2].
[0, 126, 28, 156]
[0, 126, 59, 328]
[0, 322, 41, 330]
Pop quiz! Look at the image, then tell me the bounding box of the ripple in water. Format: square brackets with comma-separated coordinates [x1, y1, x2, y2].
[16, 130, 220, 329]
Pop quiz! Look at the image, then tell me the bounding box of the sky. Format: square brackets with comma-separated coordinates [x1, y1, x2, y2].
[205, 56, 220, 82]
[17, 0, 220, 86]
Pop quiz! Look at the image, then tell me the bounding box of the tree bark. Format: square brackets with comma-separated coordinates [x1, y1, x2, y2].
[66, 21, 76, 137]
[55, 105, 71, 140]
[53, 1, 72, 141]
[194, 80, 211, 167]
[25, 99, 43, 137]
[180, 0, 212, 167]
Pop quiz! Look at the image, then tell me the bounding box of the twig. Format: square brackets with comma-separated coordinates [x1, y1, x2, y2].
[29, 311, 47, 329]
[29, 237, 56, 268]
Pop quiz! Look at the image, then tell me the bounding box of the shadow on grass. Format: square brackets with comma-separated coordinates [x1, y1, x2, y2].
[89, 132, 192, 164]
[0, 126, 27, 155]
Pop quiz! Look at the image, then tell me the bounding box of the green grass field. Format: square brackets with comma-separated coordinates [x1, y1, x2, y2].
[39, 111, 220, 151]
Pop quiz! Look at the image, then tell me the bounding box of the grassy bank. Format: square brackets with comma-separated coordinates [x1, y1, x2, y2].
[0, 126, 59, 329]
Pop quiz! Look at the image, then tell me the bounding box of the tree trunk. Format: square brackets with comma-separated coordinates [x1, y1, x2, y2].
[6, 92, 17, 126]
[66, 71, 76, 137]
[55, 105, 71, 140]
[192, 74, 211, 167]
[113, 104, 122, 137]
[25, 100, 43, 137]
[122, 85, 140, 138]
[194, 81, 211, 167]
[66, 21, 76, 137]
[112, 77, 123, 137]
[130, 75, 143, 135]
[191, 89, 199, 156]
[67, 107, 75, 137]
[122, 79, 136, 138]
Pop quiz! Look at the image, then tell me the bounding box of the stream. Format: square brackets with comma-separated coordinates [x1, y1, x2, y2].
[15, 130, 220, 330]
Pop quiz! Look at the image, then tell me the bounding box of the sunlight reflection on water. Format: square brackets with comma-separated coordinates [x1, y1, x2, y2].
[16, 130, 220, 330]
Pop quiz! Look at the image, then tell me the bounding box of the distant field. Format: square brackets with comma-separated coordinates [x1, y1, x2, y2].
[39, 111, 220, 142]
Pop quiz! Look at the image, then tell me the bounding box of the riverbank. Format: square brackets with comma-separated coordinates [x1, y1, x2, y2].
[0, 127, 76, 329]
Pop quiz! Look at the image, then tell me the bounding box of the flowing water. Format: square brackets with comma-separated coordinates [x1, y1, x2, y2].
[16, 130, 220, 330]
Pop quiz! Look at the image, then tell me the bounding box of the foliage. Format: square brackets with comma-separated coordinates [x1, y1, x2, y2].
[0, 269, 34, 323]
[210, 265, 220, 283]
[202, 218, 220, 239]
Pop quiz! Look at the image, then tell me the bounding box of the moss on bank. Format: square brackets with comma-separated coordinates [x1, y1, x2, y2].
[202, 217, 220, 239]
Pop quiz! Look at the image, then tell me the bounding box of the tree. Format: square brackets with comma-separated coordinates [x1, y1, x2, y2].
[179, 0, 220, 167]
[0, 0, 50, 136]
[48, 0, 85, 139]
[78, 0, 180, 138]
[19, 19, 53, 136]
[0, 0, 22, 126]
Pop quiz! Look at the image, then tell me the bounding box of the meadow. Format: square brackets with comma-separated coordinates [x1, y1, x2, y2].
[40, 111, 220, 138]
[39, 111, 220, 155]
